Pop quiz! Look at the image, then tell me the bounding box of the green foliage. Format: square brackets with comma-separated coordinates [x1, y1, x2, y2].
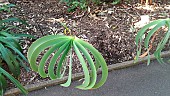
[0, 3, 15, 13]
[60, 0, 125, 12]
[135, 18, 170, 65]
[27, 35, 108, 90]
[0, 67, 28, 95]
[60, 0, 102, 12]
[0, 4, 30, 95]
[112, 0, 121, 5]
[60, 0, 87, 12]
[0, 17, 30, 74]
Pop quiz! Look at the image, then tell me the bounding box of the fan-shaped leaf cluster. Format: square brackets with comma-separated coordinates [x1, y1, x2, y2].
[28, 35, 108, 90]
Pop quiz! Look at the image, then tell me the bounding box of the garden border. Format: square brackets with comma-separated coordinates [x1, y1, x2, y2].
[4, 51, 170, 96]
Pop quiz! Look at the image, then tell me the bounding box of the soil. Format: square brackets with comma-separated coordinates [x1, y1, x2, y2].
[2, 0, 170, 88]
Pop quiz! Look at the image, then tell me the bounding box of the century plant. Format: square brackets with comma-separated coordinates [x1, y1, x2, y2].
[0, 4, 30, 95]
[135, 18, 170, 65]
[27, 30, 108, 89]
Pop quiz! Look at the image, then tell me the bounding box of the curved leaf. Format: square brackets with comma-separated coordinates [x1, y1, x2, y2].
[60, 49, 73, 87]
[28, 36, 70, 71]
[38, 40, 70, 78]
[155, 21, 170, 63]
[73, 41, 90, 89]
[75, 37, 108, 89]
[0, 67, 28, 95]
[0, 44, 16, 76]
[27, 35, 69, 61]
[144, 21, 166, 65]
[48, 41, 70, 79]
[135, 18, 170, 65]
[135, 19, 162, 45]
[74, 41, 97, 89]
[56, 42, 71, 78]
[144, 20, 166, 48]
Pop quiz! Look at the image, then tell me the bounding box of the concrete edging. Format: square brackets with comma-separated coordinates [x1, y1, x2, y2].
[4, 51, 170, 96]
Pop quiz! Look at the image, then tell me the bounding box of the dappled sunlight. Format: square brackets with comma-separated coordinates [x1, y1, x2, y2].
[134, 15, 150, 28]
[135, 5, 155, 11]
[135, 4, 170, 12]
[134, 3, 170, 29]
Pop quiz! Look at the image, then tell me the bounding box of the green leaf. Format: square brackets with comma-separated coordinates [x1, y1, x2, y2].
[0, 44, 16, 76]
[7, 49, 20, 77]
[27, 35, 71, 71]
[38, 40, 68, 78]
[135, 39, 142, 62]
[0, 37, 22, 51]
[135, 18, 170, 65]
[154, 21, 170, 63]
[73, 41, 90, 89]
[144, 20, 166, 65]
[0, 67, 28, 95]
[0, 73, 7, 96]
[0, 17, 28, 26]
[74, 41, 97, 89]
[6, 44, 28, 63]
[112, 0, 121, 5]
[0, 31, 13, 37]
[0, 4, 15, 13]
[27, 35, 69, 61]
[135, 19, 162, 45]
[48, 41, 70, 79]
[0, 73, 7, 89]
[75, 38, 108, 89]
[60, 49, 73, 87]
[16, 56, 30, 72]
[135, 20, 163, 63]
[144, 20, 166, 48]
[6, 4, 16, 7]
[95, 59, 101, 71]
[56, 42, 71, 78]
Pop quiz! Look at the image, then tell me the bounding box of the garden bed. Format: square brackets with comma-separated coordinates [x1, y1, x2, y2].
[3, 0, 170, 92]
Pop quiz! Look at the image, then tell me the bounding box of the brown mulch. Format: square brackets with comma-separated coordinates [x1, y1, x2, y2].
[4, 0, 170, 87]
